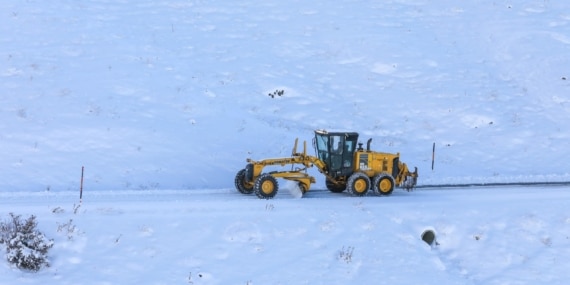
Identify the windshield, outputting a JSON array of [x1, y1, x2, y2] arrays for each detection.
[[315, 133, 329, 161], [330, 135, 343, 154]]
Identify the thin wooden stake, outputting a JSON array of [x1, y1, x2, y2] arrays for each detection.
[[431, 143, 435, 171], [80, 166, 84, 203]]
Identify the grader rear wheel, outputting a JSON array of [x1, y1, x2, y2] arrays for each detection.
[[254, 173, 279, 199], [235, 169, 254, 194], [373, 174, 395, 195], [347, 172, 371, 196]]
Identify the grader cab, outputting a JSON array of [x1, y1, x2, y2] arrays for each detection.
[[235, 130, 418, 199]]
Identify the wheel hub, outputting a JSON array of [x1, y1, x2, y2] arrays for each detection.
[[261, 181, 274, 194], [380, 179, 392, 192], [354, 179, 367, 193]]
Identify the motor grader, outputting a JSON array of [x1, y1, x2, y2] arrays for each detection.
[[235, 130, 418, 199]]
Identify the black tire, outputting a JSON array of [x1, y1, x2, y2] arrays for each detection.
[[235, 169, 254, 194], [373, 173, 395, 195], [326, 178, 346, 193], [347, 172, 371, 196], [254, 174, 279, 199]]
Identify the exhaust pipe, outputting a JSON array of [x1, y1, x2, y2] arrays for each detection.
[[366, 138, 372, 151]]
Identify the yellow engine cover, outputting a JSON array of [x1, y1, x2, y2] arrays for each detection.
[[354, 151, 399, 177]]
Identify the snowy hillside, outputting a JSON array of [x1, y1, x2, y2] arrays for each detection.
[[1, 1, 570, 284], [1, 0, 569, 191]]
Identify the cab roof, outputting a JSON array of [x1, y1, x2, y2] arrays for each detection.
[[314, 129, 359, 137]]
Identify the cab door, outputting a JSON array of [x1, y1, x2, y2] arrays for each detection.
[[314, 132, 358, 177]]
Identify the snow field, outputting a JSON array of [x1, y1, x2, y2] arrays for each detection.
[[1, 0, 570, 191], [1, 0, 570, 284], [2, 186, 569, 284]]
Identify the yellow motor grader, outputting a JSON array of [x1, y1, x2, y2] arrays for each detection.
[[235, 130, 418, 199]]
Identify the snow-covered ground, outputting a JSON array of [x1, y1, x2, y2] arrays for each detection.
[[2, 0, 569, 191], [1, 186, 569, 284], [1, 0, 570, 283]]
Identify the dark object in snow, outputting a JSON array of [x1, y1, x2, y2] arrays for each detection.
[[268, 89, 285, 98], [421, 229, 438, 247]]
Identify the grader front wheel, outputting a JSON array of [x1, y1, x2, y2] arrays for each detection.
[[235, 169, 254, 194], [254, 174, 279, 199], [373, 174, 395, 195]]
